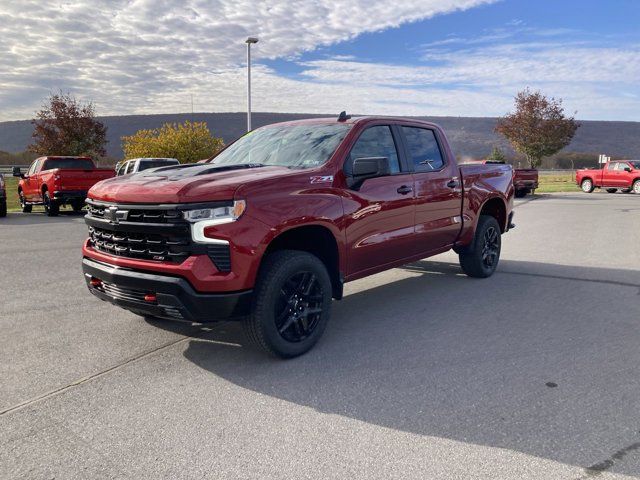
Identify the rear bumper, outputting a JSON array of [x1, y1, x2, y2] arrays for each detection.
[[82, 257, 252, 322], [53, 190, 87, 202], [514, 181, 538, 189]]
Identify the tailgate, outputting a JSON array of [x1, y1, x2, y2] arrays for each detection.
[[514, 169, 538, 181], [56, 169, 114, 190]]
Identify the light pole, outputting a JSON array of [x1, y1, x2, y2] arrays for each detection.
[[245, 37, 259, 132]]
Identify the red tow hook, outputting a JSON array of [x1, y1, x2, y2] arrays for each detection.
[[144, 293, 157, 303], [89, 277, 102, 288]]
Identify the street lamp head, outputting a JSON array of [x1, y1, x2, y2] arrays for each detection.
[[246, 37, 259, 44]]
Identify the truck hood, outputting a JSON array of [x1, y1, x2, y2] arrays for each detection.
[[88, 163, 292, 204]]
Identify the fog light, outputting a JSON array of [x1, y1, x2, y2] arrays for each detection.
[[89, 277, 102, 288], [144, 293, 157, 303]]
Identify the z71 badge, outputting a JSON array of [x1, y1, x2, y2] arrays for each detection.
[[309, 175, 334, 184]]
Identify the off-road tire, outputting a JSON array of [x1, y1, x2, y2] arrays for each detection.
[[633, 180, 640, 194], [243, 250, 332, 358], [459, 215, 502, 278], [72, 200, 85, 212], [0, 199, 6, 218], [43, 191, 59, 217]]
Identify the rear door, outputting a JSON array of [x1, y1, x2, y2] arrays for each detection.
[[399, 125, 462, 255], [343, 124, 416, 275]]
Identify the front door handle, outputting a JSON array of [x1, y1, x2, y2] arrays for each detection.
[[447, 178, 459, 188], [397, 185, 412, 195]]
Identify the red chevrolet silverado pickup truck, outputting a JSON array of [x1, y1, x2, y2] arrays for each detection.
[[82, 116, 515, 357], [13, 156, 114, 216], [576, 160, 640, 194]]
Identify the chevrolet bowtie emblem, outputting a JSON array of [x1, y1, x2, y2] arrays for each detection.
[[103, 206, 128, 224]]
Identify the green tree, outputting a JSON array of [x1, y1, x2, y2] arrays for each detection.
[[495, 89, 579, 168], [486, 146, 506, 162], [122, 121, 224, 163], [29, 92, 107, 157]]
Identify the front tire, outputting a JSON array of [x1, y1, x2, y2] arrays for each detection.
[[634, 180, 640, 194], [581, 179, 594, 193], [43, 191, 59, 217], [244, 250, 332, 358], [0, 199, 6, 218], [459, 215, 502, 278], [606, 188, 617, 193], [71, 200, 85, 212]]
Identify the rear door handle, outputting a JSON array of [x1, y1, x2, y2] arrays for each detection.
[[447, 179, 459, 188], [397, 185, 412, 195]]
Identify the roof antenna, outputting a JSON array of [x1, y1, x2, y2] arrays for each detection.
[[337, 111, 351, 122]]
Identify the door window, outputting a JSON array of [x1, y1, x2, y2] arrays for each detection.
[[401, 127, 444, 172], [27, 160, 39, 175], [616, 162, 629, 171], [346, 126, 400, 175], [607, 162, 617, 170]]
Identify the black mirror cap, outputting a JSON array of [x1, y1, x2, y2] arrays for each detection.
[[12, 166, 23, 178], [625, 167, 632, 172], [352, 156, 390, 177]]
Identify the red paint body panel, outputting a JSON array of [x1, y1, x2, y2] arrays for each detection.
[[513, 168, 539, 190], [576, 161, 640, 189], [83, 117, 514, 297]]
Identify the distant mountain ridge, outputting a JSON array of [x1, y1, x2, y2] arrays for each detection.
[[1, 112, 639, 161]]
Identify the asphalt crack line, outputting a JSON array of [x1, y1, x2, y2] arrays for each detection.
[[0, 329, 210, 417]]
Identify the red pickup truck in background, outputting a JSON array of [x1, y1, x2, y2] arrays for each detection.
[[82, 115, 514, 358], [13, 156, 114, 216], [576, 160, 640, 194], [480, 161, 538, 197]]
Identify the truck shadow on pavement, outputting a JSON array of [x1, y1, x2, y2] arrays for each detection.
[[149, 259, 640, 478]]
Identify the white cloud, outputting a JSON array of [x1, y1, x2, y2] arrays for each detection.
[[0, 1, 638, 122], [0, 0, 496, 120]]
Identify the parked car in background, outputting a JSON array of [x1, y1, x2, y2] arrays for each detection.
[[115, 158, 180, 176], [576, 160, 640, 194], [82, 115, 515, 358], [0, 174, 6, 217], [482, 161, 538, 197], [13, 156, 114, 216]]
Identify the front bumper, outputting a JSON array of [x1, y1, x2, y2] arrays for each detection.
[[53, 190, 87, 202], [83, 257, 252, 322]]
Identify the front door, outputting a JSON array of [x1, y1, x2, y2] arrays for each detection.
[[343, 125, 416, 276], [23, 159, 41, 201], [400, 125, 463, 254]]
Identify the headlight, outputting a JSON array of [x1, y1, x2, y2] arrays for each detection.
[[183, 200, 246, 224]]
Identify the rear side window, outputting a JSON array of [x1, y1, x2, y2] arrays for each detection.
[[346, 126, 400, 175], [607, 162, 617, 170], [402, 127, 444, 172]]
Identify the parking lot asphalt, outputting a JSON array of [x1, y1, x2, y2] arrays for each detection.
[[1, 192, 639, 480]]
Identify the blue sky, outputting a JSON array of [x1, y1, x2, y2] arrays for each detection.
[[1, 0, 639, 121]]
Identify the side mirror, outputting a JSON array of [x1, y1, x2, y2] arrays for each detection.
[[624, 167, 632, 172], [12, 166, 24, 178], [348, 157, 390, 189]]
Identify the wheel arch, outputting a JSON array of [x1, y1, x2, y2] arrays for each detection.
[[261, 224, 343, 299], [478, 196, 507, 233]]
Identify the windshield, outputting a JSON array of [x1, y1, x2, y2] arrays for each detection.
[[212, 124, 351, 169], [138, 159, 179, 171], [629, 161, 640, 169], [42, 158, 94, 170]]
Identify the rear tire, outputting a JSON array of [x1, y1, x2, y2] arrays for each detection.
[[459, 215, 502, 278], [243, 250, 332, 358], [19, 190, 32, 213], [72, 200, 85, 212], [43, 191, 59, 217], [514, 189, 528, 198], [581, 179, 594, 193], [606, 188, 617, 193], [0, 199, 6, 218]]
